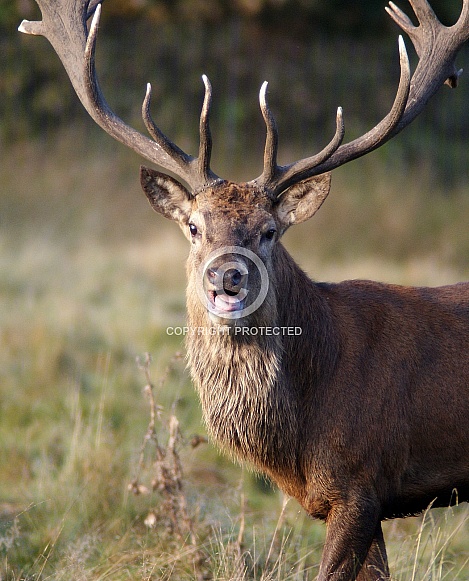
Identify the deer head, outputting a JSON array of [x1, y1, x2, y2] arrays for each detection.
[[19, 0, 469, 329], [140, 165, 332, 328]]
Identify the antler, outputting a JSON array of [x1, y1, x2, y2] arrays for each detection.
[[18, 0, 220, 193], [18, 0, 469, 198], [252, 0, 469, 198]]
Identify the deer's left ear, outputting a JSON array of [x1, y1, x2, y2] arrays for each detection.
[[274, 172, 332, 228], [140, 166, 193, 223]]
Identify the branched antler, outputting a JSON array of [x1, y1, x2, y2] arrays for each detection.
[[251, 0, 469, 198], [19, 0, 469, 198], [19, 0, 221, 192]]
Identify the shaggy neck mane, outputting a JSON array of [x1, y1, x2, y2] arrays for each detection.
[[185, 243, 339, 485]]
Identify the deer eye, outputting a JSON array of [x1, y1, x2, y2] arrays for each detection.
[[264, 228, 276, 241], [189, 223, 198, 237]]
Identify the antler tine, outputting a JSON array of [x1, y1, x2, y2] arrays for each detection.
[[253, 81, 345, 197], [19, 0, 220, 192], [143, 76, 220, 190], [385, 2, 415, 36], [85, 6, 206, 186], [253, 36, 408, 197], [142, 83, 191, 166], [86, 0, 101, 19], [305, 35, 410, 177], [252, 0, 469, 197], [198, 75, 214, 184], [386, 1, 438, 60], [259, 81, 280, 184], [385, 0, 469, 118], [406, 0, 439, 25]]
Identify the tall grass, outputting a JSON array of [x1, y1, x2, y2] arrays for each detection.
[[1, 128, 469, 579]]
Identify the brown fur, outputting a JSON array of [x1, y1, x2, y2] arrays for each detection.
[[141, 169, 469, 580]]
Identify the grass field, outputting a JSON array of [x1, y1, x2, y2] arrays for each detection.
[[1, 126, 469, 579]]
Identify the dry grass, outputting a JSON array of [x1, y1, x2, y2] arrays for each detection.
[[1, 128, 469, 578]]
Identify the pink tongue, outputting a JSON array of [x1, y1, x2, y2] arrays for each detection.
[[214, 293, 242, 312]]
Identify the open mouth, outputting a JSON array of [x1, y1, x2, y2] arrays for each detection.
[[208, 289, 245, 314]]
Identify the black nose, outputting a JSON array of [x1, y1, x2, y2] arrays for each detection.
[[228, 268, 242, 287], [206, 264, 247, 293], [207, 267, 243, 286]]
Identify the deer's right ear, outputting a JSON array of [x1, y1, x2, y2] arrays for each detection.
[[140, 166, 193, 223]]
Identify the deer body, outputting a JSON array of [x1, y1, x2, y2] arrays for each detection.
[[20, 0, 469, 578], [190, 249, 469, 523], [182, 186, 469, 580]]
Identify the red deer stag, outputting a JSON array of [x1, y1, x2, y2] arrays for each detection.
[[20, 1, 469, 579]]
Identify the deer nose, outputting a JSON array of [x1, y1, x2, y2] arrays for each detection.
[[206, 265, 246, 292], [228, 268, 243, 287]]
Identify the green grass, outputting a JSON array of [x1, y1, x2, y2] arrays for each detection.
[[1, 127, 469, 579]]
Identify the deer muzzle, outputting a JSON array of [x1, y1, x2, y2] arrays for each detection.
[[205, 261, 248, 318]]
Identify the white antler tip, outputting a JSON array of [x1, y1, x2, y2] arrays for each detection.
[[398, 35, 409, 64], [336, 107, 345, 137], [18, 19, 43, 35], [260, 81, 269, 105], [85, 2, 102, 57], [202, 74, 212, 92], [142, 83, 153, 112], [90, 2, 102, 31], [18, 20, 29, 33]]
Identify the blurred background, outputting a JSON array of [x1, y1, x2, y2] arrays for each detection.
[[3, 0, 469, 275], [1, 0, 469, 578]]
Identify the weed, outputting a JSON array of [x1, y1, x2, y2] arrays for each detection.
[[129, 352, 205, 580]]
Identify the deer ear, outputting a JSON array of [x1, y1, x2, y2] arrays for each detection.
[[140, 166, 193, 223], [274, 172, 332, 227]]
